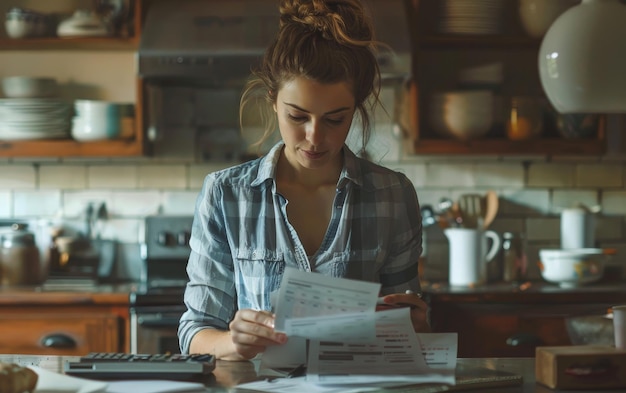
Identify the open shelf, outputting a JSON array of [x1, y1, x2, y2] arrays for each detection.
[[413, 137, 606, 156], [0, 36, 139, 51], [0, 138, 144, 158]]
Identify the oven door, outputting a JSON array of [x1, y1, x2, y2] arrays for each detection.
[[130, 305, 186, 354]]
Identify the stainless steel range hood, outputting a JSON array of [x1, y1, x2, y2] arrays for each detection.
[[138, 0, 412, 83]]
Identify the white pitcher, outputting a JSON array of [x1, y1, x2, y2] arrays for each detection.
[[444, 228, 501, 287]]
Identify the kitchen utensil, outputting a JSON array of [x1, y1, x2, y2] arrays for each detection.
[[538, 248, 609, 288], [444, 227, 501, 287], [482, 190, 499, 229], [458, 193, 483, 228], [436, 197, 462, 228]]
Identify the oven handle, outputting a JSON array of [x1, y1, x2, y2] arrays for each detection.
[[138, 316, 181, 328]]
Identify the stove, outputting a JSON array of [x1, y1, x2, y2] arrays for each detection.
[[130, 215, 194, 354]]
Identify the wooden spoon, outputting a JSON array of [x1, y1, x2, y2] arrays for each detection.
[[482, 190, 499, 229]]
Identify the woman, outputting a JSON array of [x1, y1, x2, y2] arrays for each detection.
[[179, 0, 428, 361]]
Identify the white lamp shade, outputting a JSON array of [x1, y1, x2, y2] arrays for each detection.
[[538, 0, 626, 113]]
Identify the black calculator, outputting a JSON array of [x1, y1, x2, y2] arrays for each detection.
[[64, 352, 216, 380]]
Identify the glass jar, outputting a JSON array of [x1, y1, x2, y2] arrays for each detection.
[[506, 96, 543, 141], [502, 232, 527, 283], [0, 223, 42, 286]]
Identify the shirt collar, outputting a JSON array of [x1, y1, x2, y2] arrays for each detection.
[[250, 141, 363, 189]]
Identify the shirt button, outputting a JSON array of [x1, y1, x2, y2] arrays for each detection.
[[252, 251, 257, 258]]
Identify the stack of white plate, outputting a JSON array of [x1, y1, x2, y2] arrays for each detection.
[[440, 0, 504, 35], [0, 98, 72, 141]]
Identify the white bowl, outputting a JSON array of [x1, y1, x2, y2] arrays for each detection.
[[71, 117, 120, 141], [2, 76, 58, 98], [538, 248, 609, 288]]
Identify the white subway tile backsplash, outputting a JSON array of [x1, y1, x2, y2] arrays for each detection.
[[499, 189, 551, 215], [112, 191, 162, 217], [602, 191, 626, 215], [162, 191, 199, 215], [367, 123, 402, 163], [488, 218, 525, 237], [88, 165, 138, 189], [138, 165, 187, 189], [13, 190, 62, 218], [595, 216, 623, 241], [389, 163, 427, 187], [424, 163, 475, 188], [577, 164, 623, 188], [527, 163, 575, 188], [39, 165, 87, 189], [100, 218, 142, 243], [0, 191, 11, 217], [414, 189, 451, 210], [474, 163, 524, 187], [62, 191, 114, 218], [525, 217, 560, 241], [188, 163, 232, 189], [551, 189, 599, 213], [0, 165, 36, 189]]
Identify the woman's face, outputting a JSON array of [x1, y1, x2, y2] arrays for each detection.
[[274, 77, 355, 172]]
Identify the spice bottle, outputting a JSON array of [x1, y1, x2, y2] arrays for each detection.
[[502, 232, 527, 283]]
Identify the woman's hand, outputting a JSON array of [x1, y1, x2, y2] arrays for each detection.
[[377, 292, 431, 333], [228, 309, 288, 360]]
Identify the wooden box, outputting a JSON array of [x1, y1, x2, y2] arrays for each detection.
[[536, 345, 626, 390]]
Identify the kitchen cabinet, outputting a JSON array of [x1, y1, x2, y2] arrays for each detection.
[[426, 284, 625, 358], [406, 0, 606, 156], [0, 289, 130, 355], [0, 0, 146, 158]]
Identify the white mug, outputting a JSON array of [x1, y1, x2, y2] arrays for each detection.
[[444, 228, 501, 287]]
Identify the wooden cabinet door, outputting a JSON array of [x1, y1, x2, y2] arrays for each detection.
[[430, 302, 613, 358]]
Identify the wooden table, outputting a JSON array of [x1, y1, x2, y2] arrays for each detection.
[[2, 354, 624, 392]]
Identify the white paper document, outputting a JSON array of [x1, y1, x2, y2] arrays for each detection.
[[273, 267, 380, 333], [246, 268, 458, 392], [241, 332, 457, 392]]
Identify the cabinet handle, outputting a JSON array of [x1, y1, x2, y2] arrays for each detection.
[[506, 333, 544, 347], [41, 334, 76, 349]]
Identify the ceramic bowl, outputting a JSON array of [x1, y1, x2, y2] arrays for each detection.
[[430, 90, 494, 140], [538, 248, 609, 288], [1, 76, 58, 98], [71, 100, 122, 141]]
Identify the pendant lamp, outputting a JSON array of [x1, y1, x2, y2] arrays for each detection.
[[538, 0, 626, 113]]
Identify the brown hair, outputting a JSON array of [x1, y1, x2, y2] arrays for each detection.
[[240, 0, 382, 156]]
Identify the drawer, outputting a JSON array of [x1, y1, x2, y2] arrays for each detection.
[[0, 313, 120, 355], [430, 303, 613, 358]]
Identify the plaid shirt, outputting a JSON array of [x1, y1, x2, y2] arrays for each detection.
[[179, 142, 422, 353]]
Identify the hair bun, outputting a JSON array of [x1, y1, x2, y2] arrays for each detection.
[[279, 0, 373, 42]]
